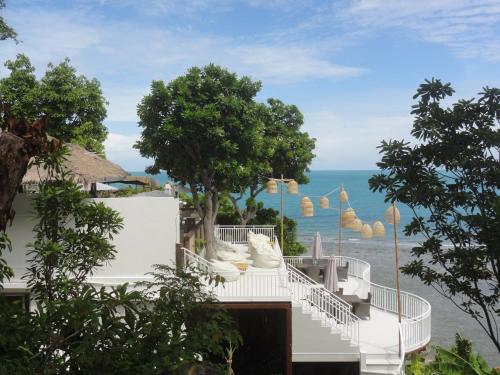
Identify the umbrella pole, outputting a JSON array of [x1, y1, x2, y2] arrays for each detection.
[[280, 174, 284, 254], [338, 185, 343, 256], [393, 202, 402, 354]]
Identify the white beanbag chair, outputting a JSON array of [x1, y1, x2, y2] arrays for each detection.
[[217, 250, 251, 262], [215, 237, 251, 255], [210, 260, 240, 282], [247, 231, 282, 268]]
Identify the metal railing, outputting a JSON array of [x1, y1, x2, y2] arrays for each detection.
[[287, 263, 360, 345], [215, 225, 275, 244], [182, 246, 360, 345], [283, 255, 431, 354], [182, 248, 289, 301]]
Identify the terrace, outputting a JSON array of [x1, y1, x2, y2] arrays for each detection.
[[182, 225, 431, 375]]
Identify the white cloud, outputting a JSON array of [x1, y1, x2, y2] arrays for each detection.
[[304, 110, 413, 169], [332, 0, 500, 61], [104, 133, 149, 171]]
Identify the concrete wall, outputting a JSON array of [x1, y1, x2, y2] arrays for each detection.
[[4, 194, 180, 286]]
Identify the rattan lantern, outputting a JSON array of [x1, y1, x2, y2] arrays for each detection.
[[340, 189, 348, 203], [361, 224, 373, 239], [385, 205, 400, 224], [319, 196, 329, 208], [373, 221, 385, 236], [302, 200, 314, 217], [266, 179, 277, 194], [300, 196, 311, 208], [341, 207, 356, 224], [350, 218, 363, 232], [287, 179, 298, 194]]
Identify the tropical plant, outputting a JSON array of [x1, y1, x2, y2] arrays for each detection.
[[406, 334, 499, 375], [370, 79, 500, 352], [0, 147, 240, 374]]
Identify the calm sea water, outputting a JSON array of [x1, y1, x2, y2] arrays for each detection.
[[130, 170, 499, 365]]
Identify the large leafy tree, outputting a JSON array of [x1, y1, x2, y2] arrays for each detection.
[[228, 98, 315, 224], [0, 149, 240, 373], [369, 79, 500, 352], [0, 54, 108, 154], [136, 64, 263, 259]]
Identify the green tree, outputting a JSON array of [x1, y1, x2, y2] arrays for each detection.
[[0, 0, 17, 42], [228, 98, 315, 224], [0, 148, 240, 374], [369, 79, 500, 352], [0, 54, 108, 154], [136, 64, 263, 259]]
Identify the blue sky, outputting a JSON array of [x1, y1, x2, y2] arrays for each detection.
[[2, 0, 500, 170]]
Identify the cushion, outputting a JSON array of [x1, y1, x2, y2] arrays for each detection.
[[210, 260, 240, 282], [215, 237, 240, 253], [217, 250, 251, 262]]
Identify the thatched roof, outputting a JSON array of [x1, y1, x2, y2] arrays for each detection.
[[23, 143, 129, 186]]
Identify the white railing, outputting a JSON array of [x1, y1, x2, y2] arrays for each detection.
[[215, 225, 275, 244], [182, 247, 360, 345], [287, 263, 360, 345], [182, 248, 289, 301], [283, 255, 431, 354]]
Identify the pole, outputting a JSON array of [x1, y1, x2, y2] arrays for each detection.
[[393, 202, 402, 354], [280, 174, 284, 254], [338, 185, 343, 256]]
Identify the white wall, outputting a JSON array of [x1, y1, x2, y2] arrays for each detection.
[[4, 194, 180, 286]]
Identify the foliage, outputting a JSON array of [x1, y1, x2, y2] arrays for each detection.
[[0, 232, 13, 285], [136, 64, 264, 259], [0, 147, 240, 374], [406, 334, 498, 375], [0, 54, 108, 154], [0, 0, 17, 42], [369, 78, 500, 352], [228, 99, 315, 224]]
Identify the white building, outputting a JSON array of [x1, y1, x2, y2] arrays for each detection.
[[3, 195, 431, 375]]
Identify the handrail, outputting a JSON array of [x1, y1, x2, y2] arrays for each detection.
[[215, 225, 275, 244], [182, 247, 290, 301], [283, 255, 431, 355], [287, 263, 360, 345]]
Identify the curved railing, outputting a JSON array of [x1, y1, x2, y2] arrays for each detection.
[[284, 255, 431, 354]]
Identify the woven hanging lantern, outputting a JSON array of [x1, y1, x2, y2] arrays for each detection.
[[287, 179, 298, 194], [385, 205, 400, 225], [319, 196, 329, 208], [266, 179, 277, 194], [341, 207, 356, 224], [302, 201, 313, 217], [350, 218, 363, 232], [300, 196, 311, 208], [361, 224, 373, 239], [340, 189, 348, 203], [373, 221, 385, 236]]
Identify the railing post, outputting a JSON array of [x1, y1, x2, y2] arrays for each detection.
[[175, 243, 184, 272]]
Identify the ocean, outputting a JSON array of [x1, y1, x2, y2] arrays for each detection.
[[131, 170, 499, 365]]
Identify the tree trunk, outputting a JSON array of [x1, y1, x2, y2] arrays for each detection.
[[203, 190, 216, 259], [0, 132, 31, 232]]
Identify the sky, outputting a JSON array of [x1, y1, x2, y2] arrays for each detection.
[[1, 0, 500, 170]]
